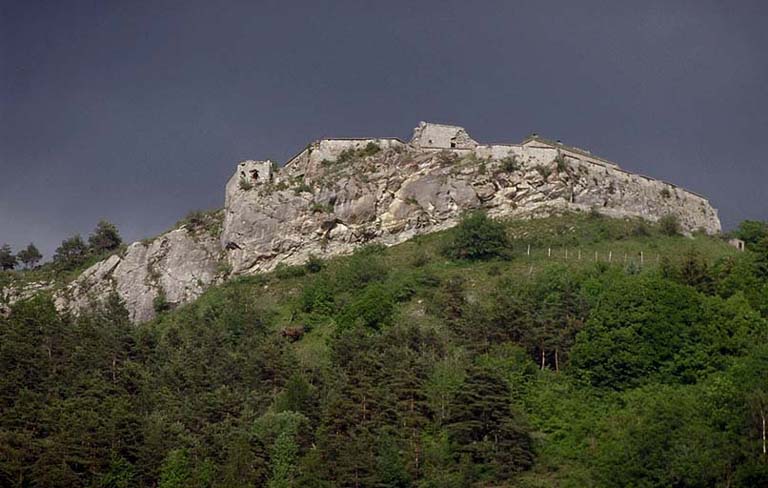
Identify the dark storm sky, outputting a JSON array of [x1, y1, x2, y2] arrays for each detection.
[[2, 0, 767, 258]]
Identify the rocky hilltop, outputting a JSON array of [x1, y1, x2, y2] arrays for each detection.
[[8, 122, 721, 322]]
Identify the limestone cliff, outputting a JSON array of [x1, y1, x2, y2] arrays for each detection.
[[5, 122, 721, 322], [53, 217, 225, 322], [220, 124, 720, 274]]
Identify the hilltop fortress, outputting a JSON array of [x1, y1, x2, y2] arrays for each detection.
[[5, 122, 720, 322], [222, 121, 719, 274]]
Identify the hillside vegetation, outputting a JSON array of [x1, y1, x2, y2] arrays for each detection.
[[2, 212, 768, 487]]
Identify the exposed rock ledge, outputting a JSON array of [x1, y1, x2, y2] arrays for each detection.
[[5, 122, 721, 323]]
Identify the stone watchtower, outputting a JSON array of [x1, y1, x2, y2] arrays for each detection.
[[236, 160, 274, 186], [410, 121, 478, 150]]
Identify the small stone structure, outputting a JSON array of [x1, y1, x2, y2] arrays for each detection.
[[728, 238, 745, 251], [410, 121, 478, 149], [236, 160, 274, 186]]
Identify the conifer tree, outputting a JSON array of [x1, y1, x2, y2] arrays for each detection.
[[0, 244, 16, 270], [88, 220, 122, 253], [446, 365, 534, 481], [53, 234, 88, 270], [16, 243, 42, 268]]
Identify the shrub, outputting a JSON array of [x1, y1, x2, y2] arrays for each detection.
[[660, 187, 672, 199], [588, 207, 603, 220], [411, 251, 430, 268], [274, 263, 307, 279], [305, 255, 324, 274], [535, 164, 552, 180], [436, 151, 458, 166], [500, 156, 519, 172], [360, 142, 381, 157], [554, 153, 567, 172], [300, 276, 334, 314], [337, 284, 394, 330], [239, 178, 254, 191], [734, 220, 768, 247], [153, 291, 171, 314], [293, 183, 312, 195], [659, 214, 681, 236], [337, 148, 356, 164], [631, 221, 651, 237], [184, 210, 206, 227], [444, 212, 511, 261], [309, 202, 333, 214]]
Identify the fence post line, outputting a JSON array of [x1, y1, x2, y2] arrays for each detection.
[[578, 249, 581, 260], [527, 244, 530, 256], [594, 251, 598, 262], [609, 250, 612, 263], [548, 247, 551, 258], [640, 251, 644, 266]]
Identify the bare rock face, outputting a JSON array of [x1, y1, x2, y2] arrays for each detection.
[[12, 122, 720, 323], [220, 126, 721, 276], [55, 226, 223, 322], [1, 280, 55, 317]]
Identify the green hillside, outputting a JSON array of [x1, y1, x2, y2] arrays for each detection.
[[2, 212, 768, 487]]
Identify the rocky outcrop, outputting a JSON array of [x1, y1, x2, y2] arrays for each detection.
[[5, 122, 722, 323], [0, 280, 54, 317], [220, 124, 720, 275], [54, 225, 224, 322]]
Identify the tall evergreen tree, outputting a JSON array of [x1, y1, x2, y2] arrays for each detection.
[[0, 244, 16, 270], [446, 365, 534, 482], [53, 235, 88, 270], [88, 220, 122, 253]]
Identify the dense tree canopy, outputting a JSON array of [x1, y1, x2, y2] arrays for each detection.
[[2, 214, 768, 487]]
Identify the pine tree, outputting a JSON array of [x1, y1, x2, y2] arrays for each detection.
[[446, 365, 534, 482], [53, 234, 88, 270], [88, 220, 122, 253], [0, 244, 17, 270], [16, 243, 42, 269]]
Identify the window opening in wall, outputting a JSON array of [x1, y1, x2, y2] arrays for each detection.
[[450, 142, 456, 148]]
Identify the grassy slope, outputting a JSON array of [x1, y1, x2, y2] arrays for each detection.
[[158, 211, 737, 379]]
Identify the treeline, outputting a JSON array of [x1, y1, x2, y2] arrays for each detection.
[[1, 220, 122, 273], [1, 213, 768, 486]]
